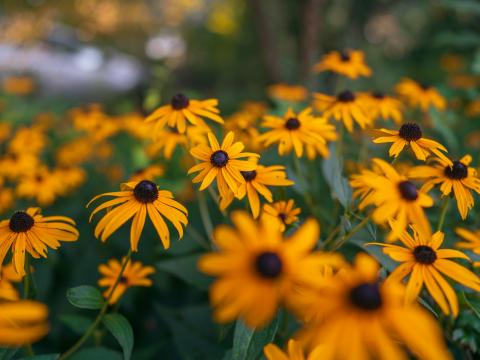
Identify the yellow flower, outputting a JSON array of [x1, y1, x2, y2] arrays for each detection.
[[350, 158, 433, 241], [188, 131, 259, 196], [55, 137, 95, 166], [370, 225, 480, 317], [0, 262, 22, 300], [69, 104, 119, 141], [224, 111, 262, 152], [264, 339, 325, 360], [198, 211, 339, 328], [358, 91, 403, 124], [129, 165, 164, 183], [88, 180, 188, 251], [409, 155, 480, 219], [146, 125, 208, 160], [53, 166, 87, 196], [395, 78, 446, 111], [0, 184, 14, 215], [145, 93, 223, 134], [262, 199, 301, 232], [8, 126, 46, 155], [313, 90, 371, 132], [312, 49, 372, 79], [120, 112, 153, 140], [455, 227, 480, 267], [0, 122, 12, 143], [16, 166, 62, 206], [2, 75, 36, 96], [0, 207, 79, 276], [0, 153, 40, 181], [259, 108, 337, 157], [296, 253, 451, 360], [0, 300, 49, 346], [372, 122, 451, 163], [267, 83, 308, 103], [219, 161, 294, 218], [98, 257, 155, 304]]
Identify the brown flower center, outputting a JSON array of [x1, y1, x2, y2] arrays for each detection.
[[210, 150, 229, 167], [9, 211, 34, 232], [170, 93, 190, 110], [349, 282, 382, 310], [337, 90, 355, 102], [285, 117, 301, 130], [255, 252, 282, 278], [133, 180, 159, 203], [399, 123, 422, 142], [413, 245, 437, 264], [398, 181, 418, 201], [444, 161, 468, 180]]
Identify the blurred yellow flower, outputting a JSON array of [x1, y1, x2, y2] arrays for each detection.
[[0, 262, 22, 300], [262, 199, 301, 232], [267, 83, 308, 103], [313, 50, 372, 79], [2, 75, 36, 96], [395, 78, 446, 112]]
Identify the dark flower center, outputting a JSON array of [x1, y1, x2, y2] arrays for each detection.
[[119, 276, 128, 284], [349, 282, 382, 311], [133, 180, 159, 203], [170, 93, 190, 110], [398, 181, 418, 201], [413, 245, 437, 264], [444, 161, 468, 180], [241, 170, 257, 182], [9, 211, 34, 232], [285, 117, 301, 130], [278, 213, 287, 223], [340, 51, 350, 61], [419, 83, 431, 90], [399, 122, 422, 142], [372, 91, 385, 99], [210, 150, 229, 167], [255, 252, 283, 279], [337, 90, 355, 102]]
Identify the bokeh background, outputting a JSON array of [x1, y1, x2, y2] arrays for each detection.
[[1, 0, 480, 359]]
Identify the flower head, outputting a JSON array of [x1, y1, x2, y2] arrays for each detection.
[[370, 225, 480, 317], [410, 154, 480, 219], [314, 90, 371, 132], [455, 227, 480, 267], [145, 94, 223, 134], [0, 207, 79, 276], [372, 122, 451, 164], [188, 131, 259, 196], [0, 262, 22, 300], [313, 50, 372, 79], [395, 78, 446, 111], [98, 257, 155, 304], [198, 211, 339, 327], [359, 91, 403, 124], [259, 108, 337, 157], [267, 83, 309, 103], [296, 253, 452, 360], [264, 339, 325, 360], [88, 180, 188, 251], [262, 199, 301, 232]]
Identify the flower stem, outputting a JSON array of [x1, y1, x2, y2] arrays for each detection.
[[330, 213, 372, 251], [23, 255, 35, 357], [437, 197, 450, 232], [59, 248, 133, 360], [198, 191, 214, 241]]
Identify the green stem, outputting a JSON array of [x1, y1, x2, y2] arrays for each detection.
[[330, 213, 372, 251], [197, 191, 214, 241], [437, 197, 450, 232], [22, 256, 35, 356], [292, 155, 317, 218], [59, 249, 133, 360]]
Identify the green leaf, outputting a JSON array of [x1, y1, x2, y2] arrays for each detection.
[[66, 286, 104, 310], [321, 144, 352, 208], [18, 354, 60, 360], [156, 254, 211, 290], [0, 348, 18, 360], [231, 314, 279, 360], [59, 314, 92, 335], [102, 314, 134, 360], [69, 347, 122, 360]]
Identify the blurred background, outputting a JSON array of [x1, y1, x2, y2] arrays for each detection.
[[1, 0, 480, 359]]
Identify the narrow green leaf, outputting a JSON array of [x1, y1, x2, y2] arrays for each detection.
[[18, 354, 60, 360], [59, 314, 92, 335], [231, 314, 279, 360], [69, 347, 122, 360], [102, 314, 134, 360], [156, 254, 211, 290], [66, 286, 104, 310], [321, 144, 352, 208]]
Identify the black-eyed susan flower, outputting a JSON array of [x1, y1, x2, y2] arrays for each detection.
[[455, 227, 480, 267], [0, 300, 49, 346], [0, 153, 39, 181], [0, 207, 79, 276], [262, 199, 301, 232], [53, 166, 87, 196], [372, 122, 451, 163], [370, 225, 480, 317], [219, 160, 294, 218], [312, 49, 372, 79], [98, 257, 155, 304], [69, 104, 119, 141], [395, 78, 447, 112], [0, 262, 22, 300], [313, 90, 371, 132], [2, 75, 36, 96], [146, 124, 208, 160], [16, 166, 61, 206], [224, 111, 262, 152], [350, 158, 432, 241], [198, 211, 341, 328], [8, 126, 46, 155], [264, 339, 325, 360], [188, 131, 259, 196], [296, 253, 451, 360], [410, 155, 480, 219], [0, 184, 14, 214], [267, 83, 308, 103], [145, 93, 223, 134], [88, 180, 188, 251], [259, 108, 337, 157], [359, 91, 403, 124]]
